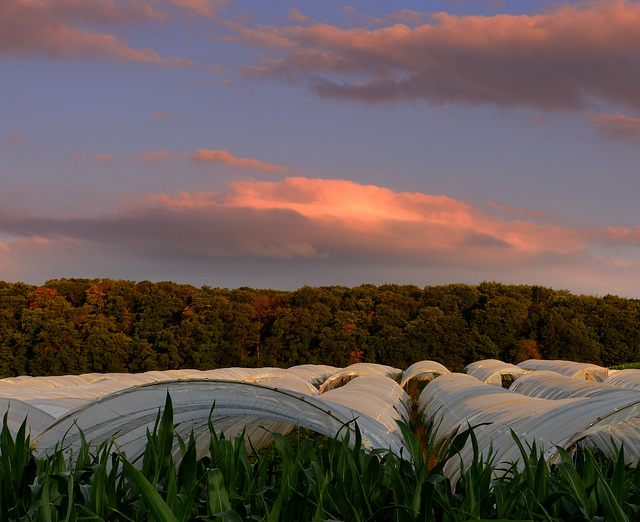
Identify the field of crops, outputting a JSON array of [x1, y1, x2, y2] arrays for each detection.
[[2, 359, 640, 520]]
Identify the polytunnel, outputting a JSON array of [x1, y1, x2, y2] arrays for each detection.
[[6, 359, 640, 478], [0, 364, 408, 465], [603, 369, 640, 390], [318, 363, 402, 393], [509, 370, 640, 463], [400, 360, 450, 388], [509, 370, 640, 400], [418, 373, 640, 476], [517, 359, 610, 381], [466, 359, 526, 387], [30, 377, 408, 463]]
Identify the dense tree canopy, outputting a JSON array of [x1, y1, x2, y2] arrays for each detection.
[[0, 279, 638, 377]]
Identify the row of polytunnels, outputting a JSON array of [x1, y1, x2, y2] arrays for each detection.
[[2, 359, 639, 475]]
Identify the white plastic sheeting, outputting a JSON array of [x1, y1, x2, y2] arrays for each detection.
[[509, 370, 640, 463], [319, 363, 402, 393], [6, 359, 640, 475], [0, 364, 406, 463], [32, 378, 407, 462], [603, 369, 640, 390], [517, 359, 610, 382], [583, 420, 640, 463], [320, 376, 411, 443], [0, 366, 339, 435], [283, 364, 341, 387], [419, 373, 640, 475], [400, 361, 450, 388], [466, 359, 526, 387], [510, 370, 639, 401]]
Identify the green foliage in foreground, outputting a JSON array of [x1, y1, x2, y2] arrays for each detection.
[[2, 397, 640, 521]]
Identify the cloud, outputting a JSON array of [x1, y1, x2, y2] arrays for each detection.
[[589, 113, 640, 145], [152, 111, 183, 119], [232, 0, 640, 113], [3, 177, 640, 295], [189, 149, 288, 172], [8, 133, 24, 144], [132, 150, 181, 162], [287, 8, 309, 24], [131, 148, 288, 172], [72, 153, 117, 162], [386, 9, 428, 26], [485, 200, 554, 220], [0, 0, 203, 65]]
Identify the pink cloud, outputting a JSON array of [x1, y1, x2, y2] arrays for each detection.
[[232, 1, 640, 112], [8, 133, 24, 144], [3, 177, 640, 295], [138, 177, 591, 262], [152, 111, 183, 119], [131, 148, 287, 172], [387, 9, 428, 26], [165, 0, 227, 20], [287, 8, 309, 24], [189, 149, 288, 172], [131, 150, 181, 161], [72, 153, 117, 162], [589, 113, 640, 145], [0, 0, 199, 65], [486, 201, 552, 222]]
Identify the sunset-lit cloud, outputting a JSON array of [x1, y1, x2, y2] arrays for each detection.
[[72, 153, 117, 162], [5, 0, 640, 298], [131, 148, 288, 172], [189, 149, 288, 172], [132, 150, 181, 162], [0, 0, 202, 65], [152, 111, 183, 119], [2, 177, 640, 294], [588, 113, 640, 145], [287, 8, 309, 24], [486, 201, 553, 222], [234, 0, 640, 113]]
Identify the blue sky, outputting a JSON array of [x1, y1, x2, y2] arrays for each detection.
[[3, 0, 640, 297]]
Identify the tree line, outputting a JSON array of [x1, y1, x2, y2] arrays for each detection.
[[0, 279, 638, 377]]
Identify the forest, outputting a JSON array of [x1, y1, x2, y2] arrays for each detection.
[[0, 278, 638, 378]]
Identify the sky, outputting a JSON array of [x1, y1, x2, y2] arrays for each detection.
[[3, 0, 640, 297]]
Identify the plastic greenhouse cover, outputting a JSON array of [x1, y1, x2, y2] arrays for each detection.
[[28, 376, 407, 462], [284, 364, 342, 386], [517, 359, 610, 381], [418, 373, 640, 475], [509, 371, 640, 459], [580, 418, 640, 464], [400, 360, 450, 387], [603, 369, 640, 390], [466, 359, 526, 386], [320, 376, 411, 429], [510, 370, 640, 401], [319, 363, 402, 393], [7, 360, 640, 475]]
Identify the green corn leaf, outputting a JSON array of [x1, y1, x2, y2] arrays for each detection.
[[610, 441, 626, 505], [213, 509, 244, 522], [122, 458, 179, 522], [597, 478, 629, 522], [89, 463, 107, 519], [207, 468, 232, 516], [555, 460, 591, 517], [39, 478, 53, 522]]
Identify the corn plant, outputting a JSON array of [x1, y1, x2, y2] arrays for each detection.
[[3, 394, 640, 521]]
